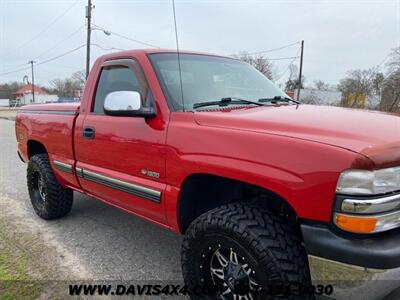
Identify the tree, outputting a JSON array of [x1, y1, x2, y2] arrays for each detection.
[[372, 72, 385, 95], [387, 47, 400, 73], [236, 52, 274, 80], [301, 90, 319, 105], [71, 70, 86, 88], [379, 47, 400, 112], [284, 64, 305, 92], [313, 80, 330, 91], [0, 82, 23, 99], [337, 68, 378, 108], [49, 70, 85, 97]]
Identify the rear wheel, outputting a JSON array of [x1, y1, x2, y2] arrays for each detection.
[[27, 153, 73, 220], [181, 203, 311, 299]]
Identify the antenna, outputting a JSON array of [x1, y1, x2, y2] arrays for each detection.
[[171, 0, 185, 111]]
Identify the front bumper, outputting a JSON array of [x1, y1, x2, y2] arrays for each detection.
[[301, 224, 400, 269], [302, 224, 400, 299]]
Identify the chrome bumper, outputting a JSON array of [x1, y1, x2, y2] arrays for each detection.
[[309, 255, 400, 300]]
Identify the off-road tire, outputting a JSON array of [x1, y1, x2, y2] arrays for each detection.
[[181, 203, 312, 299], [27, 153, 73, 220]]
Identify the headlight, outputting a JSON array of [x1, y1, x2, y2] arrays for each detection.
[[334, 166, 400, 234], [336, 166, 400, 195]]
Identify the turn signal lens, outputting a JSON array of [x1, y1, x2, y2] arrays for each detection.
[[335, 214, 377, 234]]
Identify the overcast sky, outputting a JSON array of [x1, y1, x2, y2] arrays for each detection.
[[0, 0, 399, 87]]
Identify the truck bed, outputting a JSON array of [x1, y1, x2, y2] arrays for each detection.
[[16, 103, 80, 189]]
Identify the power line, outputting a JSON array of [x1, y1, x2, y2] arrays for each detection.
[[36, 44, 86, 66], [92, 12, 100, 58], [0, 66, 31, 77], [92, 23, 161, 49], [1, 62, 28, 68], [33, 25, 85, 60], [239, 41, 300, 56], [274, 48, 301, 82], [91, 43, 126, 51], [0, 44, 86, 77], [44, 63, 84, 70], [1, 0, 81, 58]]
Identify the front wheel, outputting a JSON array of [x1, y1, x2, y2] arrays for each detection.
[[181, 203, 311, 300]]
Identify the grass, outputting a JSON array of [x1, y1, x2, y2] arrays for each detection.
[[0, 242, 42, 300], [0, 215, 70, 300]]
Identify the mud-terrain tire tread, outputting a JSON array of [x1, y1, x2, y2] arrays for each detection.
[[181, 203, 311, 299], [27, 153, 73, 219]]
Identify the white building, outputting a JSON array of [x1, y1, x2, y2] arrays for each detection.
[[14, 84, 58, 105]]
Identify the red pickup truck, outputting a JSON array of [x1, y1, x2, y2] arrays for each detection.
[[16, 49, 400, 299]]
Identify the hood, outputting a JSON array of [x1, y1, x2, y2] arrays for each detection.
[[194, 105, 400, 168]]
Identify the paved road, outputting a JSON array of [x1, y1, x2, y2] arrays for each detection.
[[0, 118, 183, 281]]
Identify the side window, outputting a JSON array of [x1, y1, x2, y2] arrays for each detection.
[[93, 66, 144, 114]]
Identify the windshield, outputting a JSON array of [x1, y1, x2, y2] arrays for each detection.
[[149, 53, 287, 111]]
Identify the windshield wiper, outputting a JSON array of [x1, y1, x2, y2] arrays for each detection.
[[258, 96, 300, 104], [193, 97, 265, 109]]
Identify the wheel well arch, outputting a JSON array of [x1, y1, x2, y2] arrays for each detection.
[[178, 173, 301, 237], [27, 140, 47, 158]]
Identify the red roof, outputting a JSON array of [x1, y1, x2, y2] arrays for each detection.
[[14, 84, 47, 96]]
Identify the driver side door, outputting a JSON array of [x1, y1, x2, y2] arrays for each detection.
[[74, 59, 168, 224]]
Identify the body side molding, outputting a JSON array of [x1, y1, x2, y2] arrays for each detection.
[[53, 160, 73, 173], [81, 169, 161, 203]]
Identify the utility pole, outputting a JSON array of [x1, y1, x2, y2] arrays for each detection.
[[296, 40, 304, 101], [28, 60, 36, 103], [85, 0, 93, 79]]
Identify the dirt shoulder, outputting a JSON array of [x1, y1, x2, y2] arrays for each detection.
[[0, 210, 91, 300], [0, 216, 69, 299], [0, 109, 16, 121], [0, 221, 42, 299]]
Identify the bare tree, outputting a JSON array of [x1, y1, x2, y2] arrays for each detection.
[[379, 47, 400, 112], [285, 64, 305, 92], [387, 47, 400, 73], [71, 70, 86, 89], [235, 52, 274, 80], [337, 68, 378, 108], [49, 70, 85, 97], [301, 90, 319, 104], [313, 80, 330, 91], [372, 72, 385, 94]]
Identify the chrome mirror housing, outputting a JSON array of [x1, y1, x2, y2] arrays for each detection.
[[103, 91, 155, 117]]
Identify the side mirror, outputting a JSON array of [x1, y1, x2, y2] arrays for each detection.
[[103, 91, 156, 117]]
